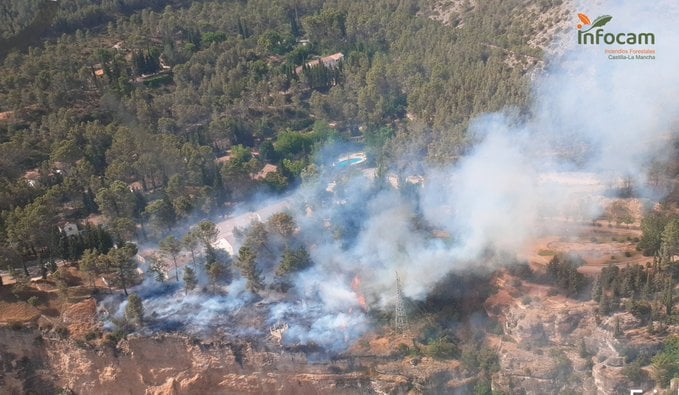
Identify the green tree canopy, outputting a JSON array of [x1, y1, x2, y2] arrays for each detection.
[[159, 235, 182, 281], [125, 293, 144, 327]]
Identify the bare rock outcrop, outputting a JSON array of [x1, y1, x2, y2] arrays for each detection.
[[485, 278, 664, 395], [0, 327, 419, 394]]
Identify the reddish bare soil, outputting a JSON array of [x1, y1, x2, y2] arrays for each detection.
[[521, 220, 646, 275], [62, 298, 98, 339], [0, 300, 41, 324]]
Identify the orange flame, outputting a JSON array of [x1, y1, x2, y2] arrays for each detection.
[[357, 295, 367, 310], [351, 274, 368, 311], [351, 274, 361, 289]]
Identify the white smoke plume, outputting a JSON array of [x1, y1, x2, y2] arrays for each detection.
[[106, 0, 679, 353], [276, 0, 679, 348]]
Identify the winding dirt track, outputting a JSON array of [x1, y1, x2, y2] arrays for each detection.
[[522, 220, 647, 275]]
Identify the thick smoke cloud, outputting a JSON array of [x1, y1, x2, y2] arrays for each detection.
[[279, 0, 679, 348], [107, 0, 679, 352]]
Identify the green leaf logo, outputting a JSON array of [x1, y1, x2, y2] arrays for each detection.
[[581, 15, 612, 32]]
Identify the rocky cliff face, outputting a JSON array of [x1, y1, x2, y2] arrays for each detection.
[[485, 275, 664, 395], [0, 328, 369, 394], [1, 274, 671, 394], [1, 326, 478, 394], [0, 306, 643, 395], [0, 325, 55, 393]]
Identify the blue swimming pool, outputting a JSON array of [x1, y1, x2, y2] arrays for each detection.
[[336, 157, 365, 168]]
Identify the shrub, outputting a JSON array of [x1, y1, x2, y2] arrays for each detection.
[[507, 262, 534, 279], [426, 336, 458, 359], [103, 330, 125, 348], [85, 330, 100, 341], [125, 294, 144, 327], [27, 296, 39, 307], [621, 360, 646, 384], [74, 340, 88, 349], [584, 358, 594, 373], [462, 344, 500, 374], [9, 321, 23, 330], [578, 338, 589, 358], [488, 320, 504, 335], [54, 326, 69, 338], [651, 336, 679, 386], [549, 349, 573, 381], [473, 377, 492, 395], [625, 300, 652, 322], [395, 343, 410, 356]]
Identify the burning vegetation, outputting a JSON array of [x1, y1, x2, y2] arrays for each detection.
[[1, 0, 679, 394]]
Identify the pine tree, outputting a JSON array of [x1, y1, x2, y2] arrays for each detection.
[[614, 317, 623, 337], [276, 246, 312, 276], [207, 261, 225, 293], [148, 255, 168, 283], [195, 220, 219, 252], [578, 338, 588, 358], [643, 269, 653, 299], [237, 246, 263, 293], [80, 248, 100, 287], [183, 267, 197, 295], [620, 273, 633, 298], [659, 241, 672, 267], [662, 277, 674, 316], [599, 288, 611, 315], [591, 275, 602, 301], [159, 235, 182, 281], [125, 293, 144, 327], [107, 243, 138, 296], [183, 231, 199, 267]]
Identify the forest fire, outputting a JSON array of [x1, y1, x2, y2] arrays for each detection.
[[351, 274, 368, 311], [1, 0, 678, 393]]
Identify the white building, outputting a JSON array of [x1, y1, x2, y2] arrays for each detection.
[[61, 222, 79, 237]]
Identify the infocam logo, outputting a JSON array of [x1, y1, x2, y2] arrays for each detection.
[[576, 13, 655, 45]]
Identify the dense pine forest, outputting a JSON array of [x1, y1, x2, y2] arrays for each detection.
[[0, 0, 558, 264]]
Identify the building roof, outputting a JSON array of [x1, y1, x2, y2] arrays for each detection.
[[253, 164, 278, 180], [128, 181, 144, 191], [23, 169, 41, 180], [0, 110, 15, 121], [295, 52, 344, 74]]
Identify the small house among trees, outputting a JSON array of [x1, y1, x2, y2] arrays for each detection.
[[60, 222, 79, 237], [295, 52, 344, 75]]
